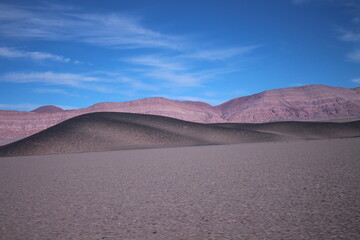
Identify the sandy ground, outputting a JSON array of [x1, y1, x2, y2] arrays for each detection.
[[1, 137, 360, 240]]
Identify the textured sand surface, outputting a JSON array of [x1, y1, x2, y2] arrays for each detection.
[[1, 138, 360, 240]]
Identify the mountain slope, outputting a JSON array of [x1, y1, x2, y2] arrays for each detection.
[[217, 85, 360, 123], [0, 85, 359, 143], [86, 97, 223, 123]]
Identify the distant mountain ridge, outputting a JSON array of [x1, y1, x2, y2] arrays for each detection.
[[0, 84, 359, 143], [31, 105, 65, 113], [217, 85, 360, 122]]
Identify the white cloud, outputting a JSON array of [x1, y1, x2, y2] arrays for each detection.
[[0, 71, 159, 94], [125, 55, 202, 86], [125, 53, 245, 88], [335, 2, 360, 63], [0, 3, 262, 95], [146, 70, 201, 87], [338, 30, 360, 42], [125, 56, 185, 71], [27, 52, 69, 62], [0, 71, 114, 93], [352, 78, 360, 83], [82, 71, 158, 91], [0, 3, 183, 49], [182, 45, 261, 61], [33, 88, 77, 96], [347, 49, 360, 62], [117, 76, 158, 91], [0, 47, 71, 62], [2, 72, 97, 85], [0, 47, 23, 58]]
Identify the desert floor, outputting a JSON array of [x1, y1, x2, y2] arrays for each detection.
[[1, 138, 360, 240]]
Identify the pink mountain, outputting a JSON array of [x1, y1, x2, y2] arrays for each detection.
[[1, 85, 359, 143], [31, 105, 65, 113], [217, 85, 360, 122]]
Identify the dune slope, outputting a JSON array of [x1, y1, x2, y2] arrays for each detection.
[[1, 112, 360, 157], [214, 121, 360, 139], [213, 120, 360, 139], [0, 112, 283, 157]]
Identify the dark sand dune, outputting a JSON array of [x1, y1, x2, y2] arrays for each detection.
[[0, 112, 284, 157], [1, 112, 360, 157], [213, 120, 360, 139]]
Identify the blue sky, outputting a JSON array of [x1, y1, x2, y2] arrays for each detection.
[[0, 0, 360, 110]]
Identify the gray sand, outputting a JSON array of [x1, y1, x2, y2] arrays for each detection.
[[1, 138, 360, 239]]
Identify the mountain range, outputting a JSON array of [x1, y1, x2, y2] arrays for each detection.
[[1, 84, 359, 144], [2, 111, 360, 157]]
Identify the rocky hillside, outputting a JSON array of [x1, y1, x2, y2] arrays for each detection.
[[217, 85, 360, 123], [1, 85, 359, 143]]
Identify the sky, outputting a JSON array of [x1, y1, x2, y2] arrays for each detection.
[[0, 0, 360, 110]]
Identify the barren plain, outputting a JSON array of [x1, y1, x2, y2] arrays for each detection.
[[1, 138, 360, 239]]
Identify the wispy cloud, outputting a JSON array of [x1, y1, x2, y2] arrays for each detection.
[[0, 47, 73, 63], [347, 49, 360, 62], [146, 70, 201, 87], [83, 71, 158, 91], [124, 53, 246, 88], [124, 55, 203, 86], [0, 71, 158, 94], [2, 72, 97, 85], [125, 55, 201, 87], [182, 45, 261, 61], [0, 2, 262, 100], [334, 2, 360, 64], [352, 78, 360, 83], [117, 76, 158, 91], [0, 72, 114, 92], [125, 56, 185, 71], [33, 88, 77, 96], [338, 29, 360, 42], [0, 3, 183, 49]]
